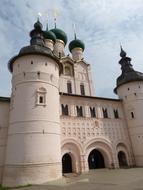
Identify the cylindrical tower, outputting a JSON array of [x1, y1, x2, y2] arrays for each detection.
[[2, 20, 63, 187], [114, 47, 143, 166]]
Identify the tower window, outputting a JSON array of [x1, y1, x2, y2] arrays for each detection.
[[31, 61, 33, 64], [80, 84, 85, 95], [76, 106, 83, 117], [36, 87, 47, 106], [90, 107, 96, 118], [102, 108, 108, 118], [131, 112, 134, 119], [67, 82, 72, 94], [61, 104, 69, 116], [39, 96, 44, 103], [37, 71, 40, 79], [114, 109, 119, 119]]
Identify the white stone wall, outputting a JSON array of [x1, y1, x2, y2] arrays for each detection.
[[60, 95, 134, 171], [117, 81, 143, 166], [0, 100, 9, 183]]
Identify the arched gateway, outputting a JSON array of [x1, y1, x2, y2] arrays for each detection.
[[88, 149, 105, 169]]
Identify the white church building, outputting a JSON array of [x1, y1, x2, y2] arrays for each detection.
[[0, 19, 143, 187]]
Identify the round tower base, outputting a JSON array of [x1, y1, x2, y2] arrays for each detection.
[[2, 163, 62, 187]]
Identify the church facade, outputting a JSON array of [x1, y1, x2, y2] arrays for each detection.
[[0, 20, 143, 187]]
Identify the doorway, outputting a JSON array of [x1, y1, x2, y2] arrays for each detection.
[[88, 149, 105, 169], [118, 151, 128, 167], [62, 153, 72, 173]]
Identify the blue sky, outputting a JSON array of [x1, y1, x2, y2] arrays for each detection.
[[1, 0, 143, 98]]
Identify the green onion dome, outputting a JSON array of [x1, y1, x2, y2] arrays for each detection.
[[69, 39, 85, 52], [43, 30, 56, 42], [50, 28, 68, 45]]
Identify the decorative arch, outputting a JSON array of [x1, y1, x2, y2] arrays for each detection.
[[85, 138, 114, 169], [61, 139, 82, 173], [61, 138, 83, 154]]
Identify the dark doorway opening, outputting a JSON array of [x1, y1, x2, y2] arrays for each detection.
[[62, 153, 72, 173], [118, 151, 128, 167], [88, 149, 105, 169]]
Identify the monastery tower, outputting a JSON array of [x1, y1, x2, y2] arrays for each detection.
[[2, 20, 63, 186], [115, 47, 143, 166]]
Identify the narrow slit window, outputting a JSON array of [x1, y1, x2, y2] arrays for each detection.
[[80, 84, 85, 95], [114, 109, 119, 119], [67, 82, 72, 94], [61, 104, 69, 116], [76, 106, 83, 117], [102, 108, 108, 118], [131, 112, 134, 119], [39, 96, 44, 103], [90, 107, 96, 118]]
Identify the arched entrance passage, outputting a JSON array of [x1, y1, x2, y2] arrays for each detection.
[[61, 140, 82, 173], [118, 151, 128, 168], [88, 149, 105, 169], [62, 153, 72, 173]]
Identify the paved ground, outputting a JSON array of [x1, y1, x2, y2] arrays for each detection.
[[13, 168, 143, 190]]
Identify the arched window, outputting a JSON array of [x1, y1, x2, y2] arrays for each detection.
[[114, 109, 119, 118], [102, 108, 108, 118], [61, 104, 69, 116], [76, 106, 83, 117], [36, 87, 47, 106], [90, 107, 96, 118], [80, 84, 85, 95], [67, 81, 72, 94]]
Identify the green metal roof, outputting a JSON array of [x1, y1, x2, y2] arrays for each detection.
[[69, 39, 85, 52], [43, 30, 56, 42], [50, 28, 68, 45]]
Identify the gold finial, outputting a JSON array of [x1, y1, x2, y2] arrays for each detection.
[[73, 23, 77, 40], [53, 9, 59, 28], [37, 12, 42, 21], [46, 13, 48, 30]]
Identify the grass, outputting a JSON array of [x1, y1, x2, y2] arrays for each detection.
[[0, 184, 32, 190]]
